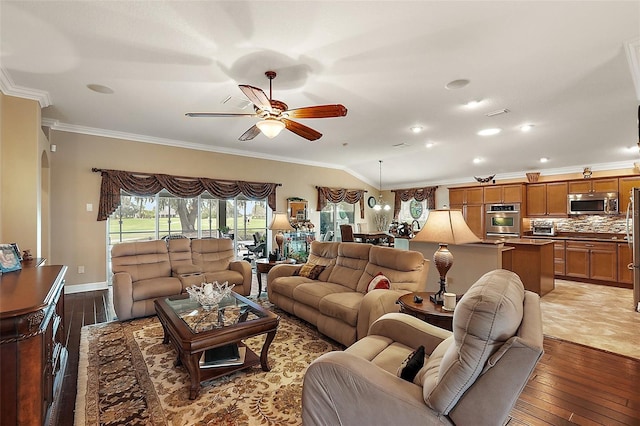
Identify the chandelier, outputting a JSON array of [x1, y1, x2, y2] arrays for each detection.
[[373, 160, 391, 211]]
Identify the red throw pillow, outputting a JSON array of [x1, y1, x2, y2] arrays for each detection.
[[367, 272, 391, 292]]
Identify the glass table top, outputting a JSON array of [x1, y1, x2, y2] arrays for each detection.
[[164, 293, 266, 334]]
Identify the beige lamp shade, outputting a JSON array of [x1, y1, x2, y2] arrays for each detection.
[[412, 209, 481, 244], [269, 212, 294, 231]]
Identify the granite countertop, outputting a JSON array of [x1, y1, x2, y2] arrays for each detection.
[[522, 231, 629, 243], [481, 238, 554, 246]]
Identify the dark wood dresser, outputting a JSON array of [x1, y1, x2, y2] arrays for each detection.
[[0, 265, 68, 425]]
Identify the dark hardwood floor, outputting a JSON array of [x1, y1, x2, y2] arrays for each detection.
[[61, 290, 640, 425]]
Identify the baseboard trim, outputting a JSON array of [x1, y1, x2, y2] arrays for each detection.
[[65, 282, 109, 294]]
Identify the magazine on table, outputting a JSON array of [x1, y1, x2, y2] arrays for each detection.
[[199, 344, 246, 368]]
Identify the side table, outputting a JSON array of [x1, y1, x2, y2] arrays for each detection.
[[255, 258, 295, 297], [397, 292, 455, 331]]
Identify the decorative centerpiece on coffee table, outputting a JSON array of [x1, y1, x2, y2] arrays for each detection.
[[186, 281, 233, 310]]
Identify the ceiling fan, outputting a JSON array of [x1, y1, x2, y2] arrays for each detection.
[[186, 71, 348, 141]]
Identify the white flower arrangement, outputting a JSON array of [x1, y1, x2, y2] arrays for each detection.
[[186, 281, 233, 310]]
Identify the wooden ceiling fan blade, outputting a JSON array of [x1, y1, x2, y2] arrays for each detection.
[[185, 112, 257, 118], [282, 118, 322, 141], [239, 125, 261, 141], [239, 85, 272, 112], [286, 104, 348, 119]]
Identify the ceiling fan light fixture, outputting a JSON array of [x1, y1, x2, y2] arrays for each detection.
[[257, 119, 285, 138]]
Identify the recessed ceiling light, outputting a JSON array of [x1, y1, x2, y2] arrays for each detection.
[[473, 157, 482, 164], [464, 100, 482, 108], [425, 142, 435, 148], [445, 79, 470, 90], [410, 126, 423, 133], [540, 157, 549, 163], [520, 124, 534, 132], [626, 145, 639, 153], [86, 84, 114, 94], [477, 128, 502, 136]]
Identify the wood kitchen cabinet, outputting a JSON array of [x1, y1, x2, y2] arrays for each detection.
[[565, 241, 616, 282], [526, 182, 568, 217], [449, 186, 484, 238], [483, 184, 525, 204], [618, 176, 640, 214], [449, 187, 483, 205], [568, 178, 618, 194], [617, 242, 633, 285]]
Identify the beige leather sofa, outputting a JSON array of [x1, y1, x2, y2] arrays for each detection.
[[267, 241, 429, 346], [111, 238, 251, 321], [302, 269, 544, 426]]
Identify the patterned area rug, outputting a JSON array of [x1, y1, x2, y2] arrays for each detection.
[[75, 302, 342, 425]]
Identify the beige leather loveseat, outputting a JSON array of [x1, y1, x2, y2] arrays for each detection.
[[111, 238, 251, 321], [302, 269, 544, 426], [267, 241, 429, 346]]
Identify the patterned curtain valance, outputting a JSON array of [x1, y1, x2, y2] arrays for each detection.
[[391, 186, 437, 219], [93, 168, 280, 221], [316, 186, 366, 219]]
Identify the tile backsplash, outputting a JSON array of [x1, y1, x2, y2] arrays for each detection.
[[530, 216, 629, 234]]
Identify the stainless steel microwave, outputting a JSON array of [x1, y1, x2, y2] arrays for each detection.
[[567, 192, 618, 215]]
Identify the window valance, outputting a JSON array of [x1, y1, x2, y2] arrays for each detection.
[[316, 186, 366, 219], [391, 186, 437, 218], [93, 168, 280, 221]]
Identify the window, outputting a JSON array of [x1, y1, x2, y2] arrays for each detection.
[[320, 201, 356, 241], [397, 199, 429, 230], [107, 191, 268, 281]]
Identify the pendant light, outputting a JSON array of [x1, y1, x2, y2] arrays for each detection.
[[374, 160, 391, 211]]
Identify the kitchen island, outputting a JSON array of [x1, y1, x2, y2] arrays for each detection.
[[497, 238, 555, 296]]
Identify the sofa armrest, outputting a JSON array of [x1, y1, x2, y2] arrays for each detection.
[[357, 289, 410, 341], [302, 351, 436, 426], [367, 313, 451, 355], [172, 264, 202, 276], [229, 260, 252, 296], [267, 263, 300, 284], [112, 272, 134, 321]]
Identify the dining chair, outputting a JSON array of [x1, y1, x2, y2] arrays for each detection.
[[339, 224, 355, 242]]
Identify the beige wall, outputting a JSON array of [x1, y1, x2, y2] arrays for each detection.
[[48, 130, 387, 287], [0, 94, 48, 257]]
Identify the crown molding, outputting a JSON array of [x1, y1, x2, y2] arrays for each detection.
[[625, 38, 640, 101], [397, 160, 638, 190], [41, 118, 347, 172], [0, 67, 52, 107]]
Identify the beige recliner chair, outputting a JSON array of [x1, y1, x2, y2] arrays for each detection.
[[111, 240, 182, 321], [302, 269, 543, 426]]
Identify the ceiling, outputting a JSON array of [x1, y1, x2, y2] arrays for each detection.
[[2, 1, 640, 189]]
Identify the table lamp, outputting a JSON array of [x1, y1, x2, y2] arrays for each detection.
[[268, 212, 294, 260], [412, 209, 481, 304]]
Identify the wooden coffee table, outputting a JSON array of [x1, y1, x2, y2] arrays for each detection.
[[397, 292, 455, 331], [154, 292, 279, 399]]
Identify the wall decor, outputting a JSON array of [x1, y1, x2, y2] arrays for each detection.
[[0, 244, 22, 273], [474, 174, 495, 183]]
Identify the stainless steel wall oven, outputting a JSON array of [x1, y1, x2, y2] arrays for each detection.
[[485, 203, 521, 238]]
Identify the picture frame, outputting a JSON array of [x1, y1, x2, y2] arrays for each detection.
[[10, 242, 22, 261], [0, 243, 22, 273]]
